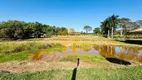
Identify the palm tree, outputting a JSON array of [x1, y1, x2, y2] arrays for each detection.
[[101, 15, 119, 38]]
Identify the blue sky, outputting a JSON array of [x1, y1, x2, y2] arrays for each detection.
[[0, 0, 142, 32]]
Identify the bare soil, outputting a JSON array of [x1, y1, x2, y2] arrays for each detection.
[[0, 60, 129, 73]]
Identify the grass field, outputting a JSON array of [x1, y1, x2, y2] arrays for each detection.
[[0, 66, 142, 80], [0, 35, 142, 80]]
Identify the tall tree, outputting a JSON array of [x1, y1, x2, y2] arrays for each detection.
[[119, 18, 139, 36], [101, 15, 119, 38], [83, 25, 92, 33], [136, 20, 142, 27], [118, 18, 131, 36]]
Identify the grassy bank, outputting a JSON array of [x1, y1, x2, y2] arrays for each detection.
[[0, 42, 63, 53], [0, 65, 141, 80], [0, 42, 65, 62]]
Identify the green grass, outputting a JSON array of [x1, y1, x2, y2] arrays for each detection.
[[0, 51, 30, 62], [0, 45, 65, 62], [0, 66, 141, 80], [0, 42, 63, 53], [63, 54, 105, 63]]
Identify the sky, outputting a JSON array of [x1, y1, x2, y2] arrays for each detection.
[[0, 0, 142, 32]]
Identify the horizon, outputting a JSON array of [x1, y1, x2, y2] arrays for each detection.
[[0, 0, 142, 32]]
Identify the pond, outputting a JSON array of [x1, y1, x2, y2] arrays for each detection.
[[30, 45, 142, 63]]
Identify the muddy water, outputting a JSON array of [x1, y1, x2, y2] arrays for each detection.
[[93, 45, 142, 63], [30, 45, 142, 63]]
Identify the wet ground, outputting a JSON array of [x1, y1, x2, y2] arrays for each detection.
[[30, 45, 142, 63]]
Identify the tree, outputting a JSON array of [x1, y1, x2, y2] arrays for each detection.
[[136, 20, 142, 27], [101, 15, 119, 38], [0, 20, 25, 39], [23, 22, 35, 38], [32, 22, 43, 38], [68, 28, 75, 35], [93, 28, 101, 34], [0, 20, 69, 40], [119, 18, 140, 36], [118, 18, 131, 36], [83, 25, 92, 33], [57, 27, 68, 35]]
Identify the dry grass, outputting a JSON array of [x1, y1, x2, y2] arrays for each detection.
[[0, 60, 129, 73]]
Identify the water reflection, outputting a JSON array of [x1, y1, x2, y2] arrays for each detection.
[[97, 45, 142, 63], [30, 45, 142, 63]]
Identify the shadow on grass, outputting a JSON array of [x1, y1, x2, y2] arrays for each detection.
[[121, 40, 142, 45], [71, 58, 80, 80], [71, 67, 77, 80], [105, 58, 131, 65]]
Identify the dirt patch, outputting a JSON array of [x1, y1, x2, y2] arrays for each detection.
[[0, 60, 129, 73]]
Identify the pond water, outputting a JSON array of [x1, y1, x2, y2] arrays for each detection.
[[30, 45, 142, 63]]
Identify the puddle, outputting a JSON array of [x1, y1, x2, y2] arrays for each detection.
[[30, 45, 142, 63]]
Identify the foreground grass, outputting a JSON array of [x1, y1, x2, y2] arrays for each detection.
[[0, 66, 142, 80]]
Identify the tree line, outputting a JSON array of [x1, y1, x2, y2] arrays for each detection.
[[1, 16, 141, 40], [0, 20, 68, 40], [99, 15, 142, 38], [84, 15, 142, 37]]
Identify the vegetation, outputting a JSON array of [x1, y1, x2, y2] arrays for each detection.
[[83, 25, 92, 33], [0, 35, 142, 80], [68, 28, 76, 35], [0, 42, 63, 53], [101, 15, 119, 38], [118, 18, 140, 36], [136, 20, 142, 27], [64, 54, 105, 63], [93, 27, 101, 35], [1, 14, 142, 80], [0, 20, 68, 40], [0, 66, 142, 80], [100, 15, 142, 39], [0, 42, 65, 62]]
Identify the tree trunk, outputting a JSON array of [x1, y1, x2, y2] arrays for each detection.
[[120, 26, 123, 37], [108, 30, 110, 38], [111, 27, 113, 38]]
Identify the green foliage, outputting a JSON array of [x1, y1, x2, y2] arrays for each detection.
[[119, 18, 140, 35], [83, 25, 92, 33], [0, 20, 68, 40], [0, 20, 25, 39], [101, 15, 119, 36], [93, 27, 101, 35], [57, 27, 68, 35]]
